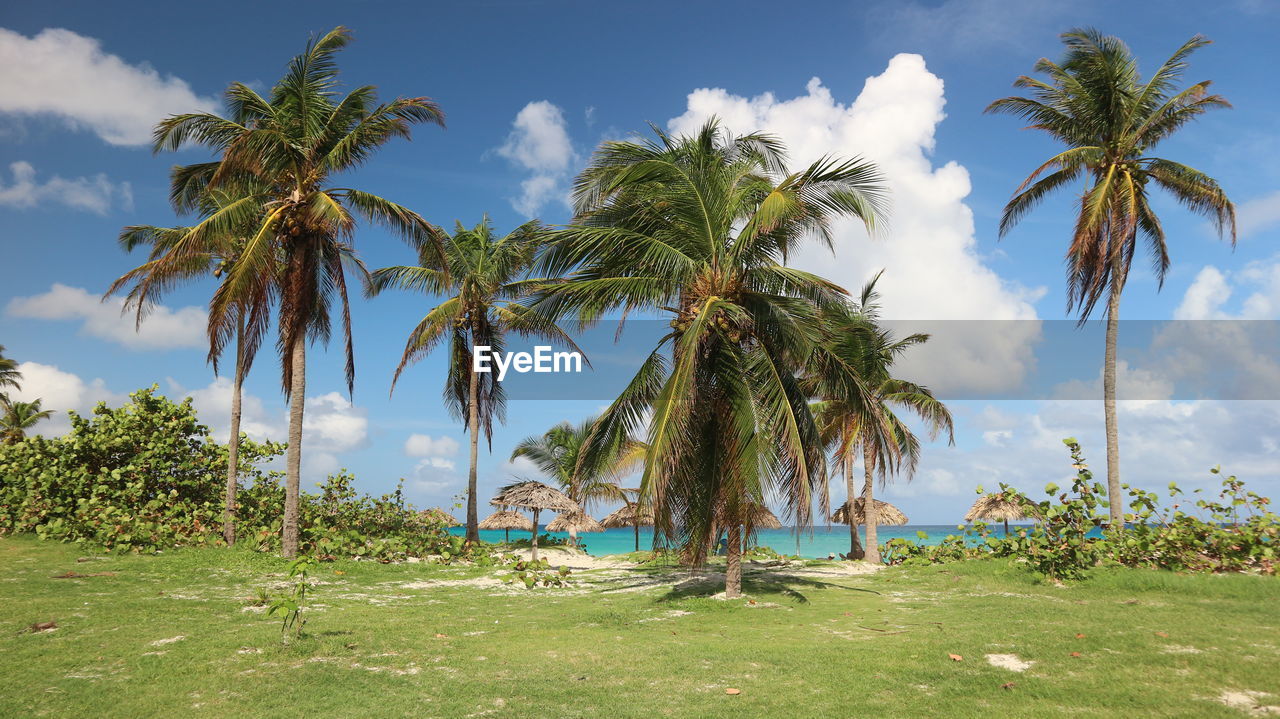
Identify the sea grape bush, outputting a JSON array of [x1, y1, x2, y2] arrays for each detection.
[[502, 557, 573, 588], [883, 438, 1278, 579], [0, 387, 472, 561]]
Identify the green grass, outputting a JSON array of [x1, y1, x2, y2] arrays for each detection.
[[1, 536, 1277, 718]]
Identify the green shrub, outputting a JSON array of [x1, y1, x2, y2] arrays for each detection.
[[0, 387, 483, 562]]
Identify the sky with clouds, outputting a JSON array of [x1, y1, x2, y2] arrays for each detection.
[[0, 0, 1277, 523]]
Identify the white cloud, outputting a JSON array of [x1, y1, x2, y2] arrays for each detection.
[[404, 433, 460, 458], [5, 361, 124, 435], [6, 284, 207, 350], [496, 100, 575, 216], [0, 160, 132, 214], [304, 392, 370, 454], [1175, 258, 1280, 320], [1235, 190, 1280, 240], [0, 27, 215, 146], [668, 56, 1045, 395]]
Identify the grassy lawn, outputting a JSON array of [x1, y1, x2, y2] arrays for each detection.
[[1, 536, 1277, 718]]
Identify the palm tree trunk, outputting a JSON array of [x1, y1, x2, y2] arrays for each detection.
[[634, 521, 640, 552], [282, 337, 306, 558], [223, 314, 246, 546], [725, 522, 743, 598], [465, 364, 480, 544], [1103, 276, 1124, 533], [530, 508, 540, 562], [844, 459, 863, 559], [862, 443, 880, 564]]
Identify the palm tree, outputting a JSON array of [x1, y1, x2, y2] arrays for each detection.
[[987, 28, 1234, 531], [511, 416, 646, 545], [535, 120, 885, 597], [0, 345, 20, 394], [1, 397, 54, 445], [106, 188, 269, 547], [810, 273, 953, 563], [369, 218, 577, 544], [148, 27, 445, 557]]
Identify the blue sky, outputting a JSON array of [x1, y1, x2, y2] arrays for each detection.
[[1, 0, 1278, 523]]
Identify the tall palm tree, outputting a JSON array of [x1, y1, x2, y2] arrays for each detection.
[[106, 188, 268, 546], [511, 416, 646, 511], [987, 29, 1234, 531], [535, 120, 885, 597], [1, 397, 54, 445], [810, 273, 953, 563], [148, 27, 445, 557], [0, 345, 20, 394], [369, 218, 577, 543]]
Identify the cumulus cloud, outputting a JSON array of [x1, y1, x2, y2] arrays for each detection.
[[5, 361, 124, 435], [404, 433, 460, 458], [0, 27, 215, 146], [1176, 258, 1280, 320], [6, 284, 207, 350], [495, 100, 575, 216], [668, 56, 1045, 394], [0, 161, 132, 214]]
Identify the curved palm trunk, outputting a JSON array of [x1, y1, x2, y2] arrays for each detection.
[[465, 364, 480, 544], [862, 443, 880, 565], [844, 459, 864, 559], [725, 522, 743, 598], [223, 315, 246, 546], [530, 508, 541, 562], [282, 338, 305, 558], [1103, 276, 1124, 533]]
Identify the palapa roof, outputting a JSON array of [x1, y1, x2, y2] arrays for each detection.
[[478, 510, 535, 531], [419, 507, 460, 527], [546, 510, 605, 534], [490, 480, 579, 513], [600, 502, 655, 528], [964, 494, 1030, 522], [831, 498, 908, 526], [745, 504, 783, 530]]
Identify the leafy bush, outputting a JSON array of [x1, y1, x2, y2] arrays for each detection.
[[502, 557, 573, 588], [882, 438, 1278, 580], [0, 387, 481, 562], [508, 533, 571, 549]]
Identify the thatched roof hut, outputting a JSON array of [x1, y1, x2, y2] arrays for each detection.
[[490, 481, 578, 513], [831, 498, 908, 526], [419, 507, 460, 527], [745, 503, 783, 530], [547, 511, 604, 534], [489, 481, 578, 561], [601, 502, 654, 552], [964, 494, 1029, 534], [479, 509, 534, 542], [600, 503, 654, 529]]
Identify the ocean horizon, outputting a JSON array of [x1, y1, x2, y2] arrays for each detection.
[[449, 523, 1035, 559]]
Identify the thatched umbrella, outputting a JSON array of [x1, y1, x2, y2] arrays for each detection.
[[490, 481, 578, 561], [745, 503, 783, 531], [420, 507, 460, 527], [964, 494, 1028, 535], [831, 498, 909, 526], [601, 502, 655, 552], [546, 510, 604, 549], [478, 509, 534, 543]]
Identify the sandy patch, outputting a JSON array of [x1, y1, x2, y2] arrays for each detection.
[[501, 548, 636, 571], [1218, 690, 1280, 716], [1162, 645, 1204, 654], [150, 635, 186, 646], [985, 654, 1034, 672]]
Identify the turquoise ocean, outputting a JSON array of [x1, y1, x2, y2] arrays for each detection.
[[449, 524, 1029, 559]]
